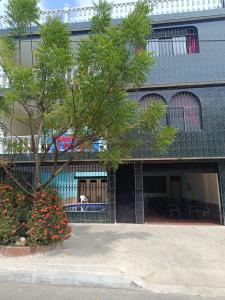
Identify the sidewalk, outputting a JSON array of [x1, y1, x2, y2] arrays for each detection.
[[0, 224, 225, 296]]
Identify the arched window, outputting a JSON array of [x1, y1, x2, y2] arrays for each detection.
[[168, 92, 202, 131], [139, 94, 167, 126]]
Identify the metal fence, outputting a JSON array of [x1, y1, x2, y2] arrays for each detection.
[[1, 162, 112, 223]]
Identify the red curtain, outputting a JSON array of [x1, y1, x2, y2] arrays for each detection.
[[187, 35, 199, 54]]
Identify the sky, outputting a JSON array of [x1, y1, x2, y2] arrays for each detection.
[[40, 0, 93, 9], [0, 0, 130, 13]]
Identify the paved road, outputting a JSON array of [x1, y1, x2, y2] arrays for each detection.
[[0, 284, 224, 300], [1, 224, 225, 294]]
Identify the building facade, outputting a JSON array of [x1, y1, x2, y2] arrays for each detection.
[[0, 0, 225, 224]]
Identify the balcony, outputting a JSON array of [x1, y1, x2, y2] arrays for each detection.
[[0, 69, 9, 90], [0, 104, 224, 162], [0, 0, 223, 29], [0, 134, 107, 156]]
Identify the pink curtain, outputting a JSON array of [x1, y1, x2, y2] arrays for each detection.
[[187, 35, 198, 54], [170, 93, 201, 131]]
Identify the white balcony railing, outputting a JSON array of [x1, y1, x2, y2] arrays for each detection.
[[0, 70, 9, 89], [0, 0, 223, 30], [0, 134, 107, 155], [0, 135, 42, 155]]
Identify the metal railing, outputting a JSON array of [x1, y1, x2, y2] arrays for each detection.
[[0, 134, 107, 155], [0, 0, 223, 29], [0, 162, 110, 223], [0, 71, 9, 89], [147, 26, 200, 57], [0, 135, 42, 154], [167, 106, 202, 131]]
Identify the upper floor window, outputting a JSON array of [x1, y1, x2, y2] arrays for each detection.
[[147, 26, 199, 57], [168, 92, 202, 131], [139, 94, 167, 126]]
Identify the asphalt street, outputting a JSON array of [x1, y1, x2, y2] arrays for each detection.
[[0, 284, 224, 300]]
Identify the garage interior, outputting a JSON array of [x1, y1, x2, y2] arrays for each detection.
[[144, 172, 222, 224]]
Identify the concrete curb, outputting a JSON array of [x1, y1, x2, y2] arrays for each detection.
[[0, 264, 141, 290], [0, 243, 62, 257], [0, 263, 225, 297], [136, 280, 225, 297]]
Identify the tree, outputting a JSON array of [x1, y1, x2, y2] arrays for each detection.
[[6, 0, 40, 64], [0, 0, 176, 197]]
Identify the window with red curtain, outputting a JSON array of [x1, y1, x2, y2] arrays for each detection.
[[187, 33, 199, 54], [168, 92, 202, 131], [147, 26, 199, 57]]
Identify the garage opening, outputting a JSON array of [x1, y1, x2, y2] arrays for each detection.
[[144, 173, 222, 224]]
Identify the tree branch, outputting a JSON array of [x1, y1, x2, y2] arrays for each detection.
[[38, 134, 96, 190], [1, 123, 33, 152], [2, 166, 34, 198], [39, 123, 72, 164]]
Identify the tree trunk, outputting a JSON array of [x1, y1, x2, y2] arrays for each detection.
[[18, 36, 21, 65], [30, 24, 34, 65], [34, 120, 44, 191]]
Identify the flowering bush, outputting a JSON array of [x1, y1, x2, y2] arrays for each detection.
[[0, 184, 32, 245], [27, 189, 71, 246], [0, 184, 71, 247]]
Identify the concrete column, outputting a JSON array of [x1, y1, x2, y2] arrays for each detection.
[[108, 171, 116, 223], [64, 4, 69, 23], [218, 161, 225, 225], [134, 162, 144, 224]]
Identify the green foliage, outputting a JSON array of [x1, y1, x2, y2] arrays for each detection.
[[39, 17, 71, 49], [27, 189, 71, 246], [139, 101, 168, 131], [6, 0, 40, 35], [0, 184, 70, 245], [92, 0, 112, 33], [0, 0, 176, 191], [35, 17, 73, 115], [0, 184, 70, 246], [0, 218, 17, 245], [0, 184, 32, 245], [6, 0, 40, 64], [0, 184, 17, 245], [0, 37, 16, 69], [153, 126, 177, 152], [4, 139, 28, 154]]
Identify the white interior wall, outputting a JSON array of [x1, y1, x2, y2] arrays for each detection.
[[143, 173, 220, 206], [181, 173, 220, 204]]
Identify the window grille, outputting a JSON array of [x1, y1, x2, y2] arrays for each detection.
[[139, 94, 167, 126], [147, 26, 199, 57], [168, 92, 202, 131]]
